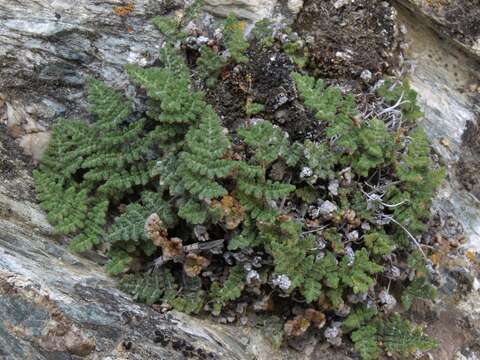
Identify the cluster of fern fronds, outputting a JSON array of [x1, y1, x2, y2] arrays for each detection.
[[34, 8, 443, 359]]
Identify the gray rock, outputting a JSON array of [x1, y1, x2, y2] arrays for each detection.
[[0, 0, 165, 107], [328, 180, 339, 196], [397, 0, 480, 59], [378, 290, 397, 311], [203, 0, 303, 21], [324, 322, 343, 347], [319, 200, 338, 216], [360, 69, 373, 82], [397, 4, 480, 252], [272, 274, 292, 291], [333, 0, 354, 9]]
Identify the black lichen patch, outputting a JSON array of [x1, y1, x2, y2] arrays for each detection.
[[0, 125, 27, 180], [456, 115, 480, 200], [246, 45, 296, 112], [0, 124, 36, 201], [443, 0, 480, 48], [294, 0, 398, 79], [205, 64, 249, 132], [153, 328, 218, 359]]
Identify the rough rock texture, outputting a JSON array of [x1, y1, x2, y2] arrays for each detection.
[[203, 0, 303, 21], [395, 3, 480, 358], [1, 0, 480, 359], [397, 0, 480, 59], [395, 1, 480, 252], [0, 0, 169, 161]]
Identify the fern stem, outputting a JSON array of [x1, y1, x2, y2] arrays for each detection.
[[380, 214, 427, 259]]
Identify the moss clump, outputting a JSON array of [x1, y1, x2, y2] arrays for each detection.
[[34, 11, 441, 359]]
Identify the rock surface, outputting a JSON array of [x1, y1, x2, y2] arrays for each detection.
[[1, 0, 480, 359], [396, 0, 480, 59], [203, 0, 303, 21], [394, 5, 480, 357], [395, 1, 480, 252], [0, 0, 169, 162]]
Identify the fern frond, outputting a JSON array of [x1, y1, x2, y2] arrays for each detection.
[[382, 314, 438, 357]]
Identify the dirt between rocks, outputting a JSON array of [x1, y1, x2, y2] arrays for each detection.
[[294, 0, 399, 80]]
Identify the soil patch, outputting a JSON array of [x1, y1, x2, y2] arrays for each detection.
[[294, 0, 398, 80], [205, 45, 323, 142]]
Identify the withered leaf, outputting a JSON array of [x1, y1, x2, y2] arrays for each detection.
[[284, 315, 310, 337], [145, 213, 183, 261], [184, 253, 210, 277], [211, 195, 245, 230]]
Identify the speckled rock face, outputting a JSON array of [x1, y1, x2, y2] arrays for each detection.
[[397, 0, 480, 59], [394, 4, 480, 358], [394, 2, 480, 253], [0, 0, 171, 162], [0, 0, 166, 95]]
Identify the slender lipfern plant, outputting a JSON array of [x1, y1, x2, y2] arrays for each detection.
[[34, 12, 442, 360]]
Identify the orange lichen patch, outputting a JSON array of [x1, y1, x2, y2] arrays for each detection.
[[211, 195, 245, 230], [440, 137, 452, 150], [184, 253, 210, 277], [227, 19, 246, 32], [465, 249, 478, 264], [113, 3, 134, 17]]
